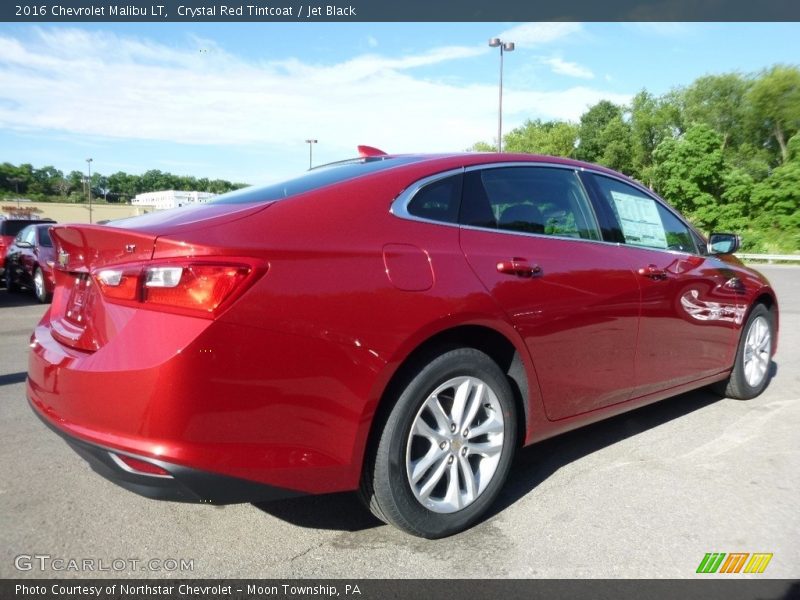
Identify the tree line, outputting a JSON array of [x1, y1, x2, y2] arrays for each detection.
[[0, 164, 248, 205], [473, 65, 800, 252]]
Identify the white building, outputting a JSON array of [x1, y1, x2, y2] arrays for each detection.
[[132, 190, 217, 210]]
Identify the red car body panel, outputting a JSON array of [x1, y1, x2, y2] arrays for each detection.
[[27, 153, 779, 500]]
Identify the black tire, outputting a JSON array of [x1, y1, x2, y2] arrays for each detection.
[[361, 348, 517, 538], [6, 270, 21, 293], [33, 267, 51, 303], [712, 303, 774, 400]]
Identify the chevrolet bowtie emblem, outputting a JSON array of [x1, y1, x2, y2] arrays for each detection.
[[58, 250, 69, 268]]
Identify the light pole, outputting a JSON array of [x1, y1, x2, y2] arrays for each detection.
[[305, 139, 318, 169], [488, 37, 515, 153], [8, 177, 23, 210], [86, 158, 93, 223]]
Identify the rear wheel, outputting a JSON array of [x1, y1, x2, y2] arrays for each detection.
[[33, 267, 51, 303], [713, 304, 774, 399], [361, 348, 517, 538]]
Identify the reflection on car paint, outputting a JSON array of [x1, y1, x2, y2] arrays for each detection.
[[680, 289, 745, 324]]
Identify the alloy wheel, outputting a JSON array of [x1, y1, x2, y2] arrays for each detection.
[[405, 376, 505, 514], [743, 315, 771, 388]]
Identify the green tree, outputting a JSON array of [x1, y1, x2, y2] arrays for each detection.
[[748, 65, 800, 164], [652, 124, 726, 228], [575, 100, 625, 163], [468, 141, 496, 152], [629, 90, 682, 186], [681, 73, 751, 152], [750, 161, 800, 231], [503, 119, 578, 157]]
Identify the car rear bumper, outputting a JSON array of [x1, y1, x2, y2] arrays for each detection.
[[27, 306, 376, 496], [30, 398, 303, 504]]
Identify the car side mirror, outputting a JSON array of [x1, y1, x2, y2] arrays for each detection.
[[708, 232, 740, 255], [16, 240, 32, 248]]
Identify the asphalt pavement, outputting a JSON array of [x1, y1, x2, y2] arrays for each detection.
[[0, 266, 797, 578]]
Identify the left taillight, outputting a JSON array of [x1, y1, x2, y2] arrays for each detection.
[[92, 259, 263, 318]]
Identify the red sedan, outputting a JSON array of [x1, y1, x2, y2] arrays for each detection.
[[27, 152, 778, 538]]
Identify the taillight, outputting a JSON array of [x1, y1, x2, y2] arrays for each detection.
[[96, 267, 141, 301], [92, 260, 262, 317], [144, 265, 251, 312]]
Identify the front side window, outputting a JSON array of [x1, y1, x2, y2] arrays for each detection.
[[23, 227, 37, 245], [590, 175, 697, 254], [460, 167, 601, 241], [15, 226, 32, 245]]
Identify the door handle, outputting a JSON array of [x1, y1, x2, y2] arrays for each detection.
[[496, 258, 542, 278], [638, 264, 668, 280]]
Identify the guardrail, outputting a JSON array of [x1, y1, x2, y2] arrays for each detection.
[[736, 253, 800, 263]]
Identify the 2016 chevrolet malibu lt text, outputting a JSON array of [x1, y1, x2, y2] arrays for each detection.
[[28, 151, 778, 538]]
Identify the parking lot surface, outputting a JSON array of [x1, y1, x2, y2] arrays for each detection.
[[1, 266, 797, 578]]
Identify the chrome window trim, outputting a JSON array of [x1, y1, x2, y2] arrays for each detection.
[[389, 161, 701, 258]]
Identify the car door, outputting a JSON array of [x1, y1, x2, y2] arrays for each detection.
[[18, 226, 38, 287], [458, 165, 642, 421], [583, 172, 742, 397]]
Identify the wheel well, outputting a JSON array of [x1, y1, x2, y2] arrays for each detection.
[[365, 326, 530, 468], [755, 293, 774, 312]]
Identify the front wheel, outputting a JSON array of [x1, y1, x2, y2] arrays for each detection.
[[713, 303, 774, 399], [361, 348, 517, 538]]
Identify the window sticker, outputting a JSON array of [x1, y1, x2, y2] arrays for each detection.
[[610, 191, 667, 249]]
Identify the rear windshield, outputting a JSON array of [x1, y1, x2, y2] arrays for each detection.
[[1, 220, 52, 237], [211, 156, 424, 205]]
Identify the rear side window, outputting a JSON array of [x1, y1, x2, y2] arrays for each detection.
[[406, 174, 462, 223], [460, 167, 601, 240], [590, 175, 698, 254]]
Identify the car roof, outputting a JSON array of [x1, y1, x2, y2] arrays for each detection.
[[382, 152, 628, 176]]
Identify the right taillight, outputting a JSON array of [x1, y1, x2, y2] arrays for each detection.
[[92, 259, 263, 318]]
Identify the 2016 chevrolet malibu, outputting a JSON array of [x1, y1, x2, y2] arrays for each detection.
[[28, 150, 778, 538]]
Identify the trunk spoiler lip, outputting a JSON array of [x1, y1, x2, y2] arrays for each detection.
[[48, 201, 275, 273]]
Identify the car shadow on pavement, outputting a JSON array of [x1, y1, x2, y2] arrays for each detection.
[[253, 490, 384, 532], [253, 375, 778, 534], [487, 384, 748, 519], [0, 289, 41, 308], [0, 372, 27, 387]]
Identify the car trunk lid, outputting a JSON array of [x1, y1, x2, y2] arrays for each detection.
[[47, 202, 269, 352]]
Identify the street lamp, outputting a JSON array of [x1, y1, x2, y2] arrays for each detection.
[[86, 158, 93, 223], [305, 139, 318, 169], [488, 37, 515, 153], [8, 177, 23, 210]]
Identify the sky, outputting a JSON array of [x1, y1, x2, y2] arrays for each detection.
[[0, 22, 798, 186]]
